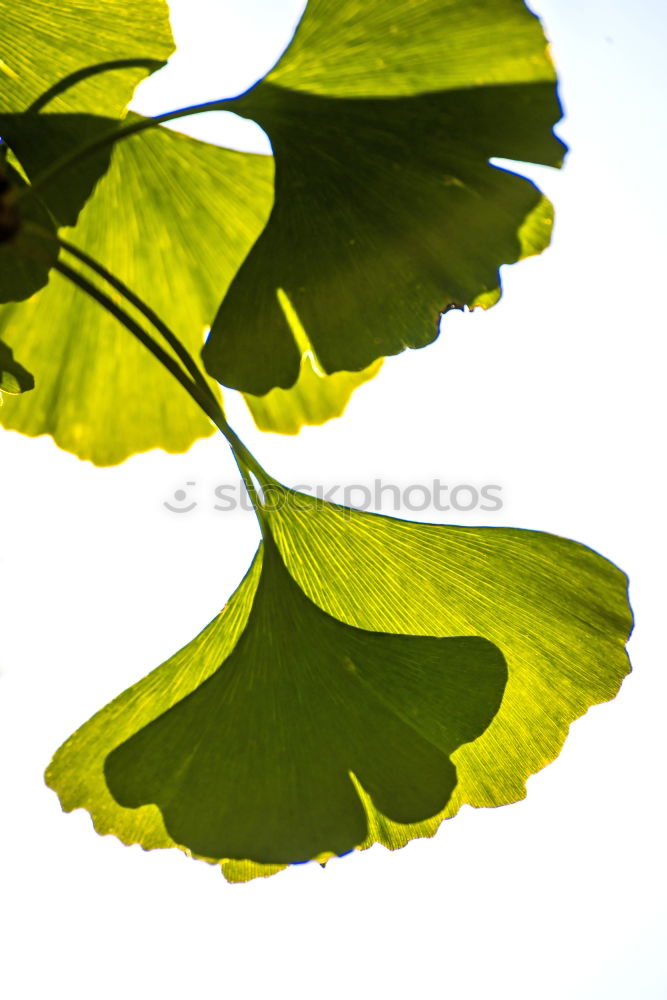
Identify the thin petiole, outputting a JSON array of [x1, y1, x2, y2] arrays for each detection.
[[53, 259, 272, 512], [25, 59, 166, 114], [59, 238, 214, 401], [20, 97, 234, 204], [54, 258, 212, 410]]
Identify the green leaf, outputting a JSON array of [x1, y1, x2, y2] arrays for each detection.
[[267, 489, 632, 834], [241, 191, 555, 434], [0, 161, 58, 304], [242, 287, 383, 434], [46, 488, 631, 882], [0, 0, 172, 304], [46, 556, 261, 857], [107, 535, 506, 863], [243, 355, 382, 434], [203, 0, 565, 394], [0, 113, 119, 226], [0, 338, 34, 394], [0, 125, 274, 464], [46, 533, 507, 870], [0, 0, 173, 116]]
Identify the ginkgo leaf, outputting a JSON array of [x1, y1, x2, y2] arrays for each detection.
[[0, 113, 119, 227], [267, 488, 633, 845], [243, 355, 382, 435], [0, 338, 34, 395], [0, 124, 274, 464], [0, 161, 58, 303], [0, 0, 173, 116], [46, 533, 507, 867], [241, 193, 554, 435], [203, 0, 566, 394], [106, 535, 507, 863], [46, 485, 631, 882], [242, 286, 382, 434], [230, 487, 632, 880], [46, 556, 262, 857], [0, 0, 172, 303]]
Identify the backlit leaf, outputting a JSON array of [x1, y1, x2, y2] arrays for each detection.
[[0, 0, 172, 303], [243, 356, 382, 435], [0, 125, 274, 464], [46, 488, 631, 881], [203, 0, 565, 393], [0, 0, 173, 116], [268, 489, 632, 845], [242, 287, 382, 433], [46, 533, 507, 869]]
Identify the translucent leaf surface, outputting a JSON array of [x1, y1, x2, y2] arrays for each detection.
[[243, 356, 382, 435], [203, 0, 565, 393], [0, 0, 173, 116], [268, 490, 633, 822], [46, 490, 631, 882], [0, 126, 274, 464], [47, 534, 506, 868], [242, 289, 382, 433]]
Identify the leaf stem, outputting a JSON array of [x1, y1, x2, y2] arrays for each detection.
[[25, 59, 166, 114], [59, 238, 212, 399], [24, 97, 235, 202], [53, 259, 272, 515]]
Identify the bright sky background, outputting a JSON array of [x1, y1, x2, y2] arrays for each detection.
[[1, 1, 666, 998]]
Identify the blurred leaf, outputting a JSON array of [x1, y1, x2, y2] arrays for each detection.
[[0, 125, 274, 464], [203, 0, 565, 394], [46, 488, 631, 882], [0, 0, 173, 116]]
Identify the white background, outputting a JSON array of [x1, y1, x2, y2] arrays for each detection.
[[1, 1, 665, 997]]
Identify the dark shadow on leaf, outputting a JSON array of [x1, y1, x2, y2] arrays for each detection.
[[0, 338, 34, 393], [0, 162, 58, 303], [0, 113, 119, 226]]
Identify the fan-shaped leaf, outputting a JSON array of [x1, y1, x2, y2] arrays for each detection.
[[105, 535, 507, 863], [46, 533, 507, 868], [268, 489, 633, 828], [203, 0, 565, 393], [0, 126, 274, 464], [0, 0, 173, 116], [46, 487, 631, 881]]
